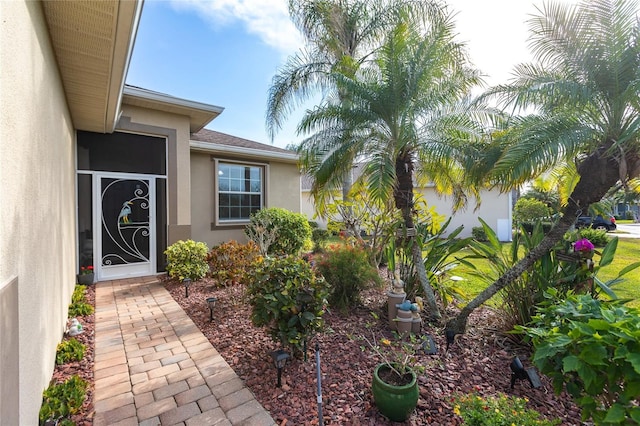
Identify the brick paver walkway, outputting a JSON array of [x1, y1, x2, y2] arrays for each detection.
[[93, 276, 276, 426]]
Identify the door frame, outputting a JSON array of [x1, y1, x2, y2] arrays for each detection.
[[93, 171, 159, 281]]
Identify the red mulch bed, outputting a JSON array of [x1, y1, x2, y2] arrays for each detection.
[[48, 284, 96, 426], [164, 277, 584, 426]]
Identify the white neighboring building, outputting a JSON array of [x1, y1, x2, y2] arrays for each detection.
[[301, 172, 513, 242]]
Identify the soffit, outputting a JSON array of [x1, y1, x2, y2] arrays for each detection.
[[122, 86, 224, 133], [41, 0, 141, 133]]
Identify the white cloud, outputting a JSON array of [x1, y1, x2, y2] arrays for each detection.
[[169, 0, 303, 54]]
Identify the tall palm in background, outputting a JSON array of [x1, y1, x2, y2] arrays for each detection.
[[297, 11, 487, 318], [447, 0, 640, 334], [266, 0, 442, 226]]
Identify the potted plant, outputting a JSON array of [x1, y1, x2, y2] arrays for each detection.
[[77, 266, 94, 285], [363, 331, 423, 421]]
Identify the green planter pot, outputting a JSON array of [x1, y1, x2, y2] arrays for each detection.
[[372, 363, 419, 421]]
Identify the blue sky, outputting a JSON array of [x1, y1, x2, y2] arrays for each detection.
[[126, 0, 584, 149]]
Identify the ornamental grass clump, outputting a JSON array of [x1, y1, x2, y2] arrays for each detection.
[[315, 243, 381, 312]]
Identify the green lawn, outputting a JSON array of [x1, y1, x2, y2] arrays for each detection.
[[453, 237, 640, 307]]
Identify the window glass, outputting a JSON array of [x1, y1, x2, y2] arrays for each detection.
[[217, 162, 263, 222], [77, 131, 166, 175]]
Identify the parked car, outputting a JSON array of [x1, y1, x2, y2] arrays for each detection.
[[575, 215, 617, 231]]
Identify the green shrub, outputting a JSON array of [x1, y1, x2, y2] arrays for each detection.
[[164, 239, 209, 281], [68, 285, 93, 316], [520, 221, 554, 234], [514, 198, 551, 223], [576, 227, 609, 247], [207, 240, 262, 287], [453, 393, 559, 425], [71, 285, 86, 304], [315, 243, 381, 311], [245, 207, 312, 256], [68, 302, 93, 317], [247, 256, 330, 354], [471, 226, 488, 242], [39, 375, 87, 425], [311, 228, 330, 253], [327, 220, 343, 236], [518, 292, 640, 424], [56, 338, 86, 365]]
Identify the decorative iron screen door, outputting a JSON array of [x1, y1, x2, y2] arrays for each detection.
[[96, 174, 156, 280]]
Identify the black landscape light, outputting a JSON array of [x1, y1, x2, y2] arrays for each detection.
[[206, 297, 217, 321], [510, 356, 542, 389], [269, 349, 290, 387], [445, 329, 456, 351], [183, 278, 191, 298]]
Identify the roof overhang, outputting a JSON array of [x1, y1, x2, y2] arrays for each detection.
[[41, 0, 143, 133], [122, 86, 224, 133], [190, 141, 299, 164]]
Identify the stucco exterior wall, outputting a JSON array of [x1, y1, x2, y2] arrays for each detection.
[[0, 1, 77, 423], [190, 151, 301, 248], [119, 104, 193, 243]]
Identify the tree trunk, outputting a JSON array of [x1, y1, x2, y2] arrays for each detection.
[[446, 148, 620, 335], [342, 168, 358, 237], [394, 154, 441, 320]]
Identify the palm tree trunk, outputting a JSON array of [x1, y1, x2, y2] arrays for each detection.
[[446, 149, 620, 335], [395, 154, 441, 320]]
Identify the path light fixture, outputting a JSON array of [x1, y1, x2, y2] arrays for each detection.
[[269, 349, 290, 388], [206, 297, 217, 321], [183, 278, 191, 298], [510, 356, 541, 389], [445, 329, 456, 351]]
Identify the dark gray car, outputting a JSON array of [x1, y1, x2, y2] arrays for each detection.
[[575, 215, 617, 231]]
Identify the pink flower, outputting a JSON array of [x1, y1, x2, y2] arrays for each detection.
[[574, 238, 594, 252]]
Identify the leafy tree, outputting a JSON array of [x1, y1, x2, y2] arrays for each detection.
[[296, 11, 488, 319], [447, 0, 640, 334], [513, 197, 551, 222], [267, 0, 442, 232]]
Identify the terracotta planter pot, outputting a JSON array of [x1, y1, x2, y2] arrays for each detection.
[[372, 363, 419, 421]]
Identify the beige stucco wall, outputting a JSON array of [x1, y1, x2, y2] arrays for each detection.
[[0, 1, 78, 423], [190, 151, 301, 248], [119, 104, 193, 243]]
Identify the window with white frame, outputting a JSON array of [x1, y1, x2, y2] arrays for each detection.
[[216, 161, 264, 222]]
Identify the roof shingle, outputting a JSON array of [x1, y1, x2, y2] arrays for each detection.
[[191, 128, 294, 155]]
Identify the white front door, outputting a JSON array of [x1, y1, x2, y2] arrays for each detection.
[[94, 173, 156, 280]]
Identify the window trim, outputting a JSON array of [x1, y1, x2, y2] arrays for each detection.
[[212, 158, 268, 227]]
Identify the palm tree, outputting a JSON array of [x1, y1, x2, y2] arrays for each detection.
[[266, 0, 442, 228], [296, 12, 486, 319], [447, 0, 640, 335]]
